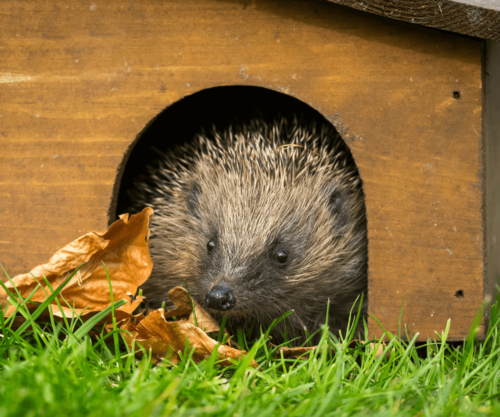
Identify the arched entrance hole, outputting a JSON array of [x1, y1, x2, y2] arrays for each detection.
[[113, 85, 368, 338], [115, 86, 362, 218]]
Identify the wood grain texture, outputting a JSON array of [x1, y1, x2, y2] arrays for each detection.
[[0, 0, 484, 340], [485, 40, 500, 313], [324, 0, 500, 40]]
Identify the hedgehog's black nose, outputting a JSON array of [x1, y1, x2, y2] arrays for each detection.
[[206, 285, 235, 311]]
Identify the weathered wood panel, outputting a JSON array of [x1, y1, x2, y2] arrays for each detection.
[[324, 0, 500, 41], [0, 0, 484, 340], [485, 39, 500, 313]]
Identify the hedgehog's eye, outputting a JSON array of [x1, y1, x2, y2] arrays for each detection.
[[275, 249, 288, 265], [207, 240, 216, 253]]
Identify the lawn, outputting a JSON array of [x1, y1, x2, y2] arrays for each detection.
[[1, 270, 500, 417]]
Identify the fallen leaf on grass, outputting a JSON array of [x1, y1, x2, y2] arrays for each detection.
[[369, 342, 392, 360], [0, 208, 153, 320], [120, 309, 257, 368], [274, 346, 318, 359], [164, 287, 221, 333], [349, 340, 392, 360], [274, 340, 391, 360]]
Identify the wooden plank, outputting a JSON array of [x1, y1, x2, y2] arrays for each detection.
[[485, 40, 500, 313], [0, 0, 484, 340], [324, 0, 500, 40]]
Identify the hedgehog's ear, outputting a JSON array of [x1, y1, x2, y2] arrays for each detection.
[[325, 184, 350, 232], [187, 182, 202, 219]]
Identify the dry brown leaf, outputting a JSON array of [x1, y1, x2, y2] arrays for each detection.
[[164, 286, 221, 333], [0, 208, 153, 319], [274, 346, 318, 360], [274, 339, 391, 360], [121, 309, 257, 368], [348, 340, 392, 360], [370, 342, 392, 360], [4, 295, 147, 333]]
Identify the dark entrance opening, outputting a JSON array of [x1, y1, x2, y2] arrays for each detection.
[[114, 86, 356, 219]]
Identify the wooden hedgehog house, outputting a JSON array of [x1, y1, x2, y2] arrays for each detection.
[[1, 0, 499, 341]]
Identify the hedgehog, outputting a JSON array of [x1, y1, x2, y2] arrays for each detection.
[[128, 116, 368, 342]]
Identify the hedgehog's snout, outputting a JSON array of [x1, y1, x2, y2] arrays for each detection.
[[206, 285, 236, 311]]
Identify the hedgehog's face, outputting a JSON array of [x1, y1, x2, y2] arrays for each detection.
[[183, 167, 354, 330]]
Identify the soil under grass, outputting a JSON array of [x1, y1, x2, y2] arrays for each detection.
[[1, 275, 500, 417]]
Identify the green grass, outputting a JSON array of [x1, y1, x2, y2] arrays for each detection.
[[1, 269, 500, 417]]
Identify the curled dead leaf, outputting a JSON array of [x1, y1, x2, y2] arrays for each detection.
[[348, 340, 392, 360], [274, 346, 318, 360], [273, 339, 391, 361], [370, 342, 392, 360], [0, 208, 153, 320], [121, 309, 257, 368], [164, 287, 221, 334]]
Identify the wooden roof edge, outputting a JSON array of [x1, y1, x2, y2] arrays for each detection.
[[324, 0, 500, 41]]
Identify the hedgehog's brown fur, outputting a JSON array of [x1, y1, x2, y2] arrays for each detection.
[[130, 117, 367, 341]]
